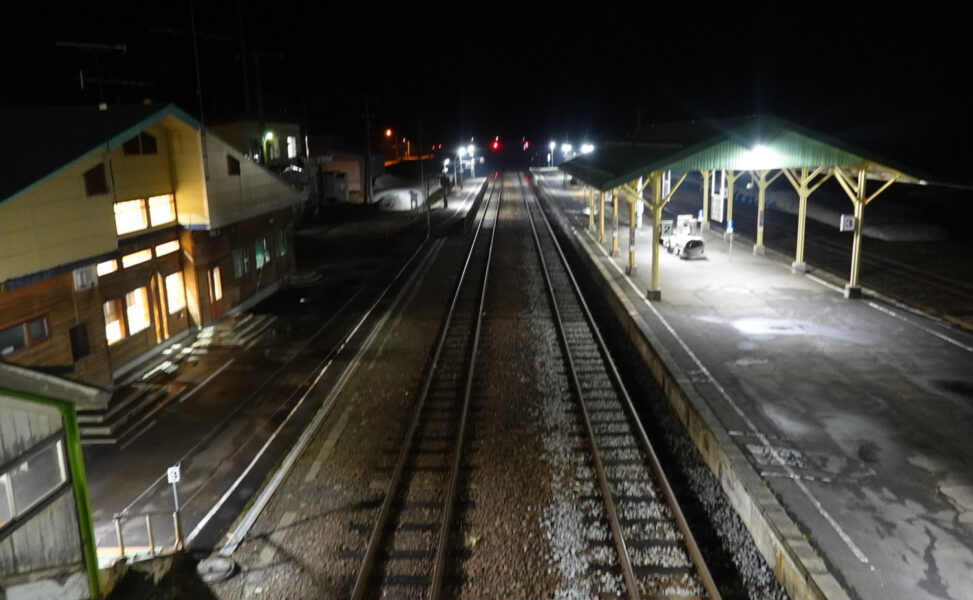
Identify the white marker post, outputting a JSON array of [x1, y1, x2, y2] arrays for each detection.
[[167, 464, 183, 548]]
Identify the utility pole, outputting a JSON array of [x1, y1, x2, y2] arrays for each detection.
[[189, 0, 208, 178], [363, 95, 373, 204]]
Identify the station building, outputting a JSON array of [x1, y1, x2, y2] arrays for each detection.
[[0, 103, 303, 390]]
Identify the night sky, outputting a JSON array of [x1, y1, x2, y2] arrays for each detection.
[[4, 3, 970, 182]]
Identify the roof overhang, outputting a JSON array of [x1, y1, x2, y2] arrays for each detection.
[[561, 115, 924, 192]]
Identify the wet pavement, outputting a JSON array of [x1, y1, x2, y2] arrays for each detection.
[[536, 170, 973, 600]]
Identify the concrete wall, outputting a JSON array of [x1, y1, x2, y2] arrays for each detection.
[[202, 134, 303, 229]]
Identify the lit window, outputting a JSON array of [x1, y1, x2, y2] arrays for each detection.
[[103, 299, 126, 344], [287, 136, 297, 159], [232, 248, 247, 278], [114, 199, 148, 235], [155, 240, 179, 257], [125, 287, 151, 335], [255, 238, 269, 269], [0, 439, 67, 523], [148, 194, 176, 226], [84, 163, 109, 196], [121, 249, 152, 268], [165, 272, 186, 314], [209, 267, 223, 302], [96, 259, 118, 276]]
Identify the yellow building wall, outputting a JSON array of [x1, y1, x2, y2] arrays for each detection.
[[0, 153, 117, 282], [167, 122, 209, 228], [203, 134, 303, 229], [110, 123, 175, 201]]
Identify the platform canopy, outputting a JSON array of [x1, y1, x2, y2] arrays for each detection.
[[561, 114, 924, 191]]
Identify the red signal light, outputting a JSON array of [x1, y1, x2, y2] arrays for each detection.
[[492, 140, 500, 151]]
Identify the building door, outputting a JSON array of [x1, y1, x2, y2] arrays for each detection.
[[208, 266, 225, 320]]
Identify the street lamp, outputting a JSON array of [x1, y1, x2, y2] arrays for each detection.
[[549, 141, 556, 167], [581, 143, 594, 154], [561, 143, 573, 158]]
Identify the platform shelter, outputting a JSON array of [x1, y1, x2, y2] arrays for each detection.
[[559, 115, 924, 300]]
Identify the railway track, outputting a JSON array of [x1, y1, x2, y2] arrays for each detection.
[[351, 173, 502, 600], [523, 173, 720, 598], [351, 171, 719, 598]]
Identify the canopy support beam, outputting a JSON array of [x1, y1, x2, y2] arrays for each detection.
[[748, 169, 784, 255], [833, 162, 901, 298], [781, 166, 832, 272]]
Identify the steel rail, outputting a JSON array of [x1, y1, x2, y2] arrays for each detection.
[[430, 173, 503, 598], [525, 173, 722, 599], [351, 173, 502, 600], [518, 173, 642, 599]]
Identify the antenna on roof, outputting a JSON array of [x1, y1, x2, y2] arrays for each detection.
[[56, 40, 126, 104]]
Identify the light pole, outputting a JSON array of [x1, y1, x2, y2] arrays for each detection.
[[458, 146, 466, 181], [467, 144, 475, 178], [549, 141, 556, 167]]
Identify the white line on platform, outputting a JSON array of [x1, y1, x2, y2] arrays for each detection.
[[179, 358, 236, 403], [580, 227, 871, 564], [867, 301, 973, 353]]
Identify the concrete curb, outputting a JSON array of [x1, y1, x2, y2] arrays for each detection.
[[533, 178, 850, 600]]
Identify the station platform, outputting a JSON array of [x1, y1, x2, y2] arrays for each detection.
[[534, 170, 973, 600]]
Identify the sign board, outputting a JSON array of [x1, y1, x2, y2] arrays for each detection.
[[660, 220, 673, 239], [72, 265, 97, 291], [839, 214, 856, 232], [167, 465, 181, 484], [710, 195, 724, 223]]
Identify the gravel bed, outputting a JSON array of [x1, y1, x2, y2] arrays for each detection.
[[545, 187, 790, 600]]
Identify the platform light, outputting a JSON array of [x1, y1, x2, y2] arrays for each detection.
[[443, 158, 450, 166], [385, 128, 392, 137], [467, 144, 474, 156], [581, 143, 594, 154], [263, 131, 274, 141], [561, 143, 572, 155], [739, 144, 778, 170], [458, 146, 466, 158]]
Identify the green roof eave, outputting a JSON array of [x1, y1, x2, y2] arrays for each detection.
[[560, 114, 923, 191]]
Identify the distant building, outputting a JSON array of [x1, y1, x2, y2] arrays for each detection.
[[0, 104, 302, 390], [0, 361, 107, 599], [209, 119, 304, 166]]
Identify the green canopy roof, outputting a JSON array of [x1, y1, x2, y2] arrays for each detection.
[[561, 115, 924, 192]]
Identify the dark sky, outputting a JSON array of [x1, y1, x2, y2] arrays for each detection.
[[3, 3, 970, 180]]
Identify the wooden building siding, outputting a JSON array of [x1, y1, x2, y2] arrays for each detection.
[[0, 487, 82, 576], [109, 123, 175, 202], [190, 208, 294, 324], [0, 273, 113, 388], [0, 398, 60, 465]]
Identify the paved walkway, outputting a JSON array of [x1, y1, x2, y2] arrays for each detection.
[[537, 171, 973, 600]]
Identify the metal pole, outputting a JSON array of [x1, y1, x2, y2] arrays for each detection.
[[145, 514, 156, 555], [847, 168, 867, 293], [725, 170, 736, 241], [611, 189, 619, 256], [588, 187, 595, 232], [794, 168, 809, 272], [173, 511, 184, 550], [754, 171, 767, 254], [701, 170, 710, 229], [598, 192, 606, 242], [114, 515, 125, 558], [628, 198, 636, 274]]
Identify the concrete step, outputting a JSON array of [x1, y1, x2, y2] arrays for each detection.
[[80, 384, 183, 445]]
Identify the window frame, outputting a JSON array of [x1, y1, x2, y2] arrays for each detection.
[[124, 287, 151, 336], [209, 267, 223, 303], [164, 271, 186, 315], [0, 437, 69, 531], [0, 315, 50, 357], [103, 298, 127, 345]]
